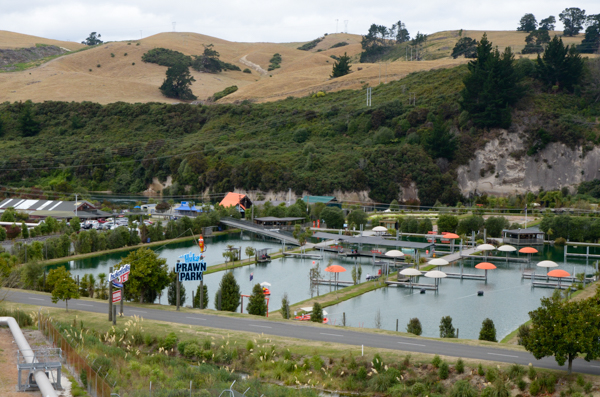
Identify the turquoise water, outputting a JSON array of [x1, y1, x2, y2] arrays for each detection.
[[56, 233, 599, 339]]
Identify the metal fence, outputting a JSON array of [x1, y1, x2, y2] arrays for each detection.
[[40, 316, 113, 397]]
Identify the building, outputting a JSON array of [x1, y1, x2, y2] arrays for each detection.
[[253, 216, 304, 230], [502, 228, 545, 245], [220, 193, 252, 215], [0, 198, 111, 220], [302, 195, 339, 207]]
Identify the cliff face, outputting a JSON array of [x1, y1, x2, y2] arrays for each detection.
[[457, 131, 600, 196]]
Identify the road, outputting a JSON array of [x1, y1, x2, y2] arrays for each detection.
[[6, 289, 600, 375]]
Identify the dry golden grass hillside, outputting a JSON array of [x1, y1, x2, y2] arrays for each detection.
[[0, 29, 592, 105]]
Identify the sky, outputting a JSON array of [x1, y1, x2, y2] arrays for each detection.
[[1, 0, 599, 44]]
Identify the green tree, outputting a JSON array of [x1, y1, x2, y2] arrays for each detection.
[[461, 34, 523, 129], [331, 52, 352, 78], [281, 292, 291, 319], [579, 14, 600, 53], [0, 209, 15, 222], [193, 284, 209, 309], [49, 266, 79, 312], [347, 209, 368, 229], [20, 261, 44, 290], [245, 246, 255, 261], [191, 44, 222, 73], [535, 36, 584, 92], [406, 318, 422, 335], [517, 13, 538, 32], [479, 318, 497, 342], [539, 16, 556, 31], [159, 62, 197, 100], [484, 216, 510, 237], [437, 214, 458, 233], [167, 277, 186, 306], [559, 8, 587, 36], [216, 272, 240, 312], [311, 302, 324, 323], [439, 316, 456, 338], [451, 37, 478, 58], [523, 293, 600, 373], [82, 32, 103, 45], [18, 101, 41, 137], [457, 215, 484, 235], [246, 283, 267, 316], [389, 199, 399, 211], [121, 247, 170, 303], [417, 218, 432, 234], [0, 225, 6, 241], [21, 222, 29, 239], [321, 207, 345, 229], [421, 116, 457, 159], [70, 217, 81, 233], [522, 30, 551, 54]]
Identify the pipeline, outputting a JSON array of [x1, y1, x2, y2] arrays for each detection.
[[0, 317, 58, 397]]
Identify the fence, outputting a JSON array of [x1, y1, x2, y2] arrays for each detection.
[[39, 315, 113, 397]]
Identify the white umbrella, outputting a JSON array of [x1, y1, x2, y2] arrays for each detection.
[[400, 268, 423, 276], [372, 226, 387, 232], [497, 245, 516, 262], [428, 258, 449, 266], [260, 281, 271, 287], [477, 244, 496, 251], [385, 250, 404, 257], [300, 307, 313, 312], [536, 260, 558, 275], [425, 270, 447, 287]]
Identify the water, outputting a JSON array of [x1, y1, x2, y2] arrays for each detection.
[[54, 232, 599, 339]]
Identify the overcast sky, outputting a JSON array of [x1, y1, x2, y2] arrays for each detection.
[[2, 1, 599, 44]]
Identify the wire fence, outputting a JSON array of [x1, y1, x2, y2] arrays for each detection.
[[40, 315, 113, 397]]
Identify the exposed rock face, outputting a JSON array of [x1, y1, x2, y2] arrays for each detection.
[[0, 45, 67, 70], [457, 131, 600, 196]]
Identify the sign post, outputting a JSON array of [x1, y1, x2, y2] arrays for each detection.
[[109, 264, 130, 322]]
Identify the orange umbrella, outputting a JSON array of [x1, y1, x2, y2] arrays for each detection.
[[325, 265, 346, 290], [475, 262, 496, 280], [444, 233, 460, 239], [519, 247, 538, 254], [475, 262, 497, 270], [548, 269, 570, 278]]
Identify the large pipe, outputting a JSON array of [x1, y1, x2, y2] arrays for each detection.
[[0, 317, 58, 397]]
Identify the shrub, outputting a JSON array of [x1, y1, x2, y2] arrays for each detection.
[[297, 37, 323, 51], [517, 324, 530, 345], [555, 237, 567, 246], [411, 382, 426, 396], [243, 68, 251, 73], [97, 64, 101, 68], [372, 353, 384, 372], [357, 366, 367, 380], [485, 367, 497, 382], [110, 53, 115, 57], [80, 369, 87, 388], [132, 62, 135, 65], [212, 86, 238, 101], [142, 48, 191, 67], [124, 53, 128, 56], [527, 364, 537, 380], [449, 380, 478, 397], [517, 379, 527, 391], [438, 362, 449, 379], [508, 363, 525, 379], [455, 358, 465, 374], [246, 340, 254, 351], [311, 354, 324, 369], [160, 332, 178, 350], [529, 379, 541, 396], [432, 354, 442, 368], [478, 363, 485, 376], [439, 316, 456, 338], [479, 318, 497, 342]]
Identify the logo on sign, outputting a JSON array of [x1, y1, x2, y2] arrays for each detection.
[[176, 252, 207, 281], [109, 264, 131, 282]]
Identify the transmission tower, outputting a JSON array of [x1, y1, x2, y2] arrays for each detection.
[[344, 20, 348, 33], [336, 19, 339, 33], [172, 22, 176, 32]]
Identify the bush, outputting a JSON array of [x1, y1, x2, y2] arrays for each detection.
[[485, 367, 497, 382], [297, 37, 323, 51], [411, 382, 426, 396], [527, 364, 537, 380], [478, 363, 485, 376], [243, 68, 251, 73], [357, 366, 367, 380], [160, 332, 178, 350], [455, 358, 465, 374], [529, 379, 540, 396], [142, 48, 191, 67], [479, 318, 497, 342], [517, 379, 527, 391], [554, 237, 567, 246], [517, 324, 530, 345], [432, 354, 442, 368], [213, 86, 238, 101], [449, 380, 477, 397], [406, 317, 423, 335], [438, 362, 449, 379], [508, 363, 525, 379], [439, 316, 456, 338]]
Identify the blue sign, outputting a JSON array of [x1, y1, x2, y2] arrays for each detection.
[[112, 281, 123, 289], [177, 252, 207, 281]]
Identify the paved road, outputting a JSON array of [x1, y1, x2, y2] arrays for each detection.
[[6, 289, 600, 375]]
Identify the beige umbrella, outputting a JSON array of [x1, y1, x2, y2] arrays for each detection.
[[385, 250, 404, 274], [497, 245, 516, 262], [400, 268, 422, 288], [425, 270, 447, 287], [537, 260, 558, 275], [428, 258, 449, 270], [477, 243, 496, 260]]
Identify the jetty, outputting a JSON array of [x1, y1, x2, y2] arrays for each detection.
[[220, 218, 300, 245], [385, 280, 438, 290]]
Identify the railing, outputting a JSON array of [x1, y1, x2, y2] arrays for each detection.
[[503, 237, 544, 245], [40, 316, 112, 397]]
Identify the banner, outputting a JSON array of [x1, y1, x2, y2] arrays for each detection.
[[112, 290, 122, 303]]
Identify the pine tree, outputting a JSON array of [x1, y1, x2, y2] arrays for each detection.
[[159, 62, 197, 100], [479, 318, 497, 342], [193, 284, 209, 309], [18, 101, 40, 137], [330, 52, 352, 78], [167, 278, 186, 306], [216, 272, 240, 312], [535, 36, 584, 92], [406, 318, 422, 335], [281, 293, 290, 319], [311, 302, 324, 323], [21, 222, 29, 239], [439, 316, 456, 338], [246, 283, 267, 316], [579, 15, 600, 54]]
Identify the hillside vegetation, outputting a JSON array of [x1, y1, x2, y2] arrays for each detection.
[[0, 47, 599, 204]]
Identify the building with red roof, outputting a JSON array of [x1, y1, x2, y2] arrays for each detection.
[[219, 193, 252, 216]]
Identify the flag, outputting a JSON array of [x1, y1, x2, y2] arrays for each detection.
[[250, 273, 253, 281]]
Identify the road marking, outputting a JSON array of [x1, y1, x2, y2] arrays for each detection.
[[129, 310, 147, 313], [320, 333, 343, 337], [398, 342, 426, 347], [185, 317, 206, 321], [76, 304, 94, 307], [590, 365, 600, 368], [249, 325, 272, 329], [487, 353, 519, 358], [28, 298, 44, 301]]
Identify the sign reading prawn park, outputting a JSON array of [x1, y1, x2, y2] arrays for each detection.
[[177, 252, 207, 282]]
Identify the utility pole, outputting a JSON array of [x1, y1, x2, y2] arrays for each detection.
[[336, 19, 339, 33], [344, 20, 348, 33]]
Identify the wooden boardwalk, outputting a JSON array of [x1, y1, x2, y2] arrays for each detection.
[[385, 280, 438, 290]]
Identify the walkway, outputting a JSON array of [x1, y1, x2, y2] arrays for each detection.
[[220, 217, 300, 245], [437, 246, 478, 264]]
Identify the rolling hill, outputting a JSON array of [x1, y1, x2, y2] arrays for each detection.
[[0, 29, 592, 105]]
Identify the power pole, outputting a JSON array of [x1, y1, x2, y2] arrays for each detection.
[[336, 19, 339, 33], [344, 20, 348, 33]]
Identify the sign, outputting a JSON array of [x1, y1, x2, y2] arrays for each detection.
[[198, 235, 205, 253], [112, 290, 122, 303], [112, 281, 123, 289], [109, 264, 130, 283], [177, 251, 207, 282]]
